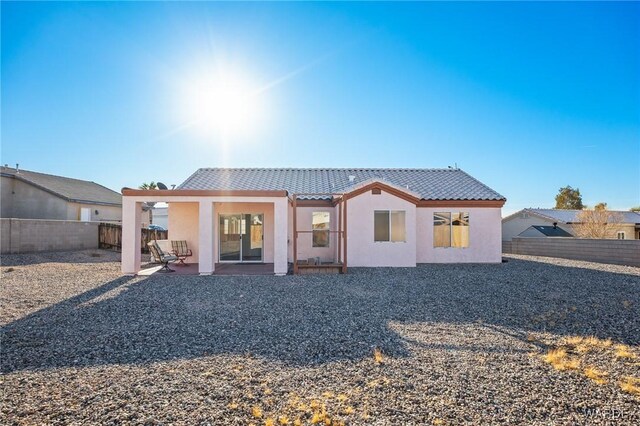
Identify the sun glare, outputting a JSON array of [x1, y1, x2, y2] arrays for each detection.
[[180, 68, 263, 137]]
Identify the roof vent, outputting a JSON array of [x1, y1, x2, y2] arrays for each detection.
[[348, 175, 356, 183]]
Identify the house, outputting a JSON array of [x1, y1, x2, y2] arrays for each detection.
[[517, 225, 573, 238], [121, 168, 506, 275], [1, 165, 151, 225], [150, 205, 168, 230], [502, 208, 640, 242]]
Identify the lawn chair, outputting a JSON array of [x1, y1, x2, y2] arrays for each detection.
[[147, 240, 177, 272], [171, 240, 193, 265]]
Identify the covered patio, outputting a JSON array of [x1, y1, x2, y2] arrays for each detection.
[[121, 189, 289, 276]]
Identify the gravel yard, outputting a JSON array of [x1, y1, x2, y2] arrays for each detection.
[[1, 250, 639, 425]]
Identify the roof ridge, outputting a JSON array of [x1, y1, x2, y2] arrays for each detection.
[[1, 166, 106, 186], [1, 166, 122, 204], [195, 167, 458, 171], [529, 207, 637, 214]]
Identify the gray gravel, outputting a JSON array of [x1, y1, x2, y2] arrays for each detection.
[[1, 251, 639, 425]]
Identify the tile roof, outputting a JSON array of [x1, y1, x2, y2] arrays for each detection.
[[525, 208, 640, 224], [1, 166, 122, 206], [178, 168, 505, 201]]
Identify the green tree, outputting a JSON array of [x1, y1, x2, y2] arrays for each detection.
[[594, 202, 607, 211], [139, 182, 158, 190], [554, 186, 584, 210], [631, 206, 640, 212]]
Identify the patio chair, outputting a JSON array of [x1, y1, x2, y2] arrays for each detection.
[[147, 240, 177, 272], [171, 240, 193, 265]]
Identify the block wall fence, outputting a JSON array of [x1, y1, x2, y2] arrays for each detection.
[[504, 237, 640, 267]]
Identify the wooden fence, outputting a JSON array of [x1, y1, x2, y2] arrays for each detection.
[[99, 222, 168, 253]]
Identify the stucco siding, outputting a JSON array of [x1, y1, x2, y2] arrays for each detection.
[[287, 202, 293, 262], [1, 176, 14, 217], [346, 190, 417, 267], [1, 177, 69, 220], [562, 223, 638, 239], [67, 202, 123, 222], [295, 206, 338, 263], [167, 202, 200, 263], [167, 201, 277, 265], [152, 207, 169, 229], [418, 207, 502, 263], [609, 224, 637, 240], [2, 176, 125, 222]]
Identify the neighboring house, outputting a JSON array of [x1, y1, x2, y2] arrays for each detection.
[[151, 205, 168, 230], [1, 166, 150, 225], [121, 168, 506, 275], [517, 225, 573, 238], [502, 208, 640, 242]]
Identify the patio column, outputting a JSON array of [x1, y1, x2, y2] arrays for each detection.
[[121, 198, 142, 275], [198, 200, 214, 275], [273, 197, 288, 275]]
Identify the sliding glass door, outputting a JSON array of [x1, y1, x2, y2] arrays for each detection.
[[219, 213, 263, 262], [219, 214, 242, 261]]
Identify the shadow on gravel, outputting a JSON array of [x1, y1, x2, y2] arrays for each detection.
[[0, 250, 122, 267], [1, 258, 638, 373]]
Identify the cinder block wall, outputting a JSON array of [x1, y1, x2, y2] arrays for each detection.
[[0, 218, 99, 254], [511, 237, 640, 267], [502, 241, 513, 253]]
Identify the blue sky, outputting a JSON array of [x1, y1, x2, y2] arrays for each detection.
[[2, 1, 639, 215]]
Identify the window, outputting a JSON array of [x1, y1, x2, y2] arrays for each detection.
[[433, 212, 451, 247], [80, 207, 91, 222], [374, 210, 406, 242], [434, 212, 469, 248], [312, 212, 330, 247], [617, 232, 625, 240]]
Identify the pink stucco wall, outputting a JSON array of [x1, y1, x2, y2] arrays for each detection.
[[416, 207, 502, 263], [167, 202, 200, 263], [162, 196, 502, 270], [168, 201, 275, 264], [295, 206, 339, 263], [346, 190, 417, 267]]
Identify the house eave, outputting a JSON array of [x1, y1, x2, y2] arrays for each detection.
[[417, 199, 506, 208], [121, 188, 289, 197], [4, 172, 121, 206]]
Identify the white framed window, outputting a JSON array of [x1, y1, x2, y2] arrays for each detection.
[[374, 210, 406, 242], [434, 212, 469, 248], [312, 212, 330, 247], [617, 231, 625, 240]]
